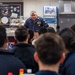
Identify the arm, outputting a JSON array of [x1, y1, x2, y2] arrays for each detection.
[[24, 19, 29, 28]]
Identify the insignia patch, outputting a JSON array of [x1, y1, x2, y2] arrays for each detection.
[[37, 22, 41, 26]]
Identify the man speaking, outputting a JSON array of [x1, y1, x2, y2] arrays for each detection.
[[24, 11, 48, 31]]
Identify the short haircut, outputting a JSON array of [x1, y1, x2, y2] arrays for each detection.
[[0, 26, 7, 47], [35, 33, 65, 65], [59, 28, 75, 51], [38, 27, 47, 35], [30, 11, 36, 14], [47, 27, 56, 33], [15, 26, 28, 42]]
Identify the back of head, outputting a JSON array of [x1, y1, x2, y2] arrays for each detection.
[[38, 27, 47, 35], [0, 26, 6, 47], [59, 28, 75, 51], [35, 33, 65, 65], [15, 26, 28, 42], [47, 27, 56, 33]]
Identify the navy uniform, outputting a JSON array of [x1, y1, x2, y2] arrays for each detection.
[[36, 70, 61, 75], [24, 16, 48, 31]]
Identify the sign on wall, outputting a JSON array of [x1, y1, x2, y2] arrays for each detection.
[[43, 6, 57, 31], [43, 6, 57, 16]]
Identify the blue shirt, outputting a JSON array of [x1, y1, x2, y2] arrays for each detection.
[[36, 70, 61, 75], [59, 50, 75, 75], [24, 17, 48, 31]]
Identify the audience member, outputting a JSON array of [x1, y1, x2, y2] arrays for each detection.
[[28, 30, 34, 44], [0, 26, 26, 75], [33, 30, 39, 40], [38, 27, 47, 35], [47, 27, 56, 33], [12, 26, 38, 73], [34, 33, 65, 75], [24, 11, 48, 31], [59, 28, 75, 75], [32, 30, 39, 45]]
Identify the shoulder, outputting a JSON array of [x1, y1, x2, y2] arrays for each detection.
[[66, 51, 75, 62], [26, 44, 35, 52], [61, 51, 75, 70], [12, 43, 35, 53], [26, 17, 31, 21]]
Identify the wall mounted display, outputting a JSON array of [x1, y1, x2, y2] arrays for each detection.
[[44, 6, 57, 16], [43, 6, 58, 31], [0, 2, 23, 26]]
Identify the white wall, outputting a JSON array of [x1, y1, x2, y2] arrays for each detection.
[[23, 0, 59, 18], [0, 0, 23, 2], [0, 0, 59, 18]]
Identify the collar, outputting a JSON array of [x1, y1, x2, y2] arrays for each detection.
[[14, 43, 34, 48], [36, 70, 60, 75]]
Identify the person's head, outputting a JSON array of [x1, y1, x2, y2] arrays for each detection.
[[15, 26, 29, 43], [28, 30, 34, 44], [0, 26, 8, 49], [30, 11, 38, 20], [38, 27, 47, 35], [34, 33, 65, 69], [47, 27, 56, 33], [59, 28, 75, 52], [71, 24, 75, 32]]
